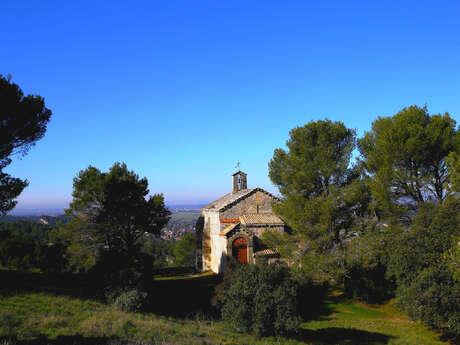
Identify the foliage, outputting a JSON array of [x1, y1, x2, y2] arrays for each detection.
[[173, 233, 196, 267], [387, 199, 460, 288], [217, 262, 300, 336], [89, 249, 155, 295], [35, 241, 69, 274], [398, 265, 460, 335], [55, 216, 97, 273], [212, 258, 242, 308], [0, 220, 52, 241], [269, 119, 356, 232], [267, 109, 459, 338], [446, 147, 460, 193], [386, 198, 460, 336], [66, 163, 171, 254], [342, 223, 396, 303], [358, 105, 457, 218], [0, 221, 68, 273], [140, 238, 174, 268], [109, 289, 148, 313], [268, 119, 372, 282], [63, 163, 171, 289], [343, 261, 393, 304], [0, 74, 51, 215], [0, 230, 38, 270]]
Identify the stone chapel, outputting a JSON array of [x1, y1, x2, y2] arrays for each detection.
[[195, 171, 289, 274]]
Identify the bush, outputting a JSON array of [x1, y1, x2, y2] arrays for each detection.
[[399, 265, 460, 336], [216, 261, 300, 336], [173, 233, 196, 267], [344, 262, 395, 304], [36, 241, 69, 273], [89, 249, 154, 293], [342, 224, 396, 304], [110, 289, 148, 312], [386, 198, 460, 337]]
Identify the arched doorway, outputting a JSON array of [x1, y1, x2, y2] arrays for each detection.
[[232, 237, 248, 264]]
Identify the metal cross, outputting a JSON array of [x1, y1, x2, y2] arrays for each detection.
[[235, 161, 240, 170]]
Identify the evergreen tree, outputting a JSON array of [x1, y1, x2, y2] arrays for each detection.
[[0, 74, 51, 215], [358, 105, 457, 218], [268, 119, 370, 280], [66, 163, 171, 256], [63, 163, 171, 289]]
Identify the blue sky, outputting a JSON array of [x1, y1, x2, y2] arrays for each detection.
[[1, 0, 460, 209]]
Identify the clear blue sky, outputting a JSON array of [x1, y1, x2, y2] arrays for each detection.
[[1, 0, 460, 209]]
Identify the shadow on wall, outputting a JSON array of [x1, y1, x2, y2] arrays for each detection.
[[218, 253, 232, 274]]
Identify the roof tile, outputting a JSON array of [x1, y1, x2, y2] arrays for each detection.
[[203, 188, 278, 211]]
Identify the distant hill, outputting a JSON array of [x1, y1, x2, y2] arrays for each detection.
[[8, 205, 207, 216], [7, 208, 65, 216], [0, 214, 70, 227], [167, 204, 206, 213], [2, 205, 203, 238]]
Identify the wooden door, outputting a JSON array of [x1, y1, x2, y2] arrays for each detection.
[[233, 237, 248, 264]]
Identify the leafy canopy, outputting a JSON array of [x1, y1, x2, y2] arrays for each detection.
[[386, 198, 460, 335], [65, 162, 171, 256], [358, 105, 457, 216], [0, 74, 51, 215], [173, 232, 196, 267], [268, 120, 369, 280], [269, 119, 357, 235]]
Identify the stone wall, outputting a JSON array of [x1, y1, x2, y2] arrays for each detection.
[[220, 190, 275, 221]]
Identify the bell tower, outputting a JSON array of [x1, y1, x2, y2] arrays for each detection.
[[232, 171, 247, 193]]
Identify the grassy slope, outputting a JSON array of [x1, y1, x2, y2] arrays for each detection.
[[0, 271, 448, 345], [301, 297, 446, 345]]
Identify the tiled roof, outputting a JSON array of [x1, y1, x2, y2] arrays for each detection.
[[254, 249, 279, 256], [203, 188, 278, 212], [219, 223, 239, 236], [239, 214, 284, 225]]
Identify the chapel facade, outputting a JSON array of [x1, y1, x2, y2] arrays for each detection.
[[195, 171, 288, 274]]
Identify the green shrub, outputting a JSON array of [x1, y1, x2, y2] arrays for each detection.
[[386, 198, 460, 337], [89, 249, 154, 293], [173, 233, 196, 267], [110, 289, 147, 312], [399, 265, 460, 336], [216, 261, 300, 336], [344, 262, 395, 303]]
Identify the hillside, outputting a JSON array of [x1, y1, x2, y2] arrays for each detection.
[[0, 212, 200, 241], [160, 212, 200, 240], [0, 215, 70, 227], [0, 269, 448, 345]]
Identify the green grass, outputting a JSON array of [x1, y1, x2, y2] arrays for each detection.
[[0, 270, 450, 345], [300, 296, 446, 345]]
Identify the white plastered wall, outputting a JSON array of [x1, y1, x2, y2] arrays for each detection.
[[208, 211, 227, 273]]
